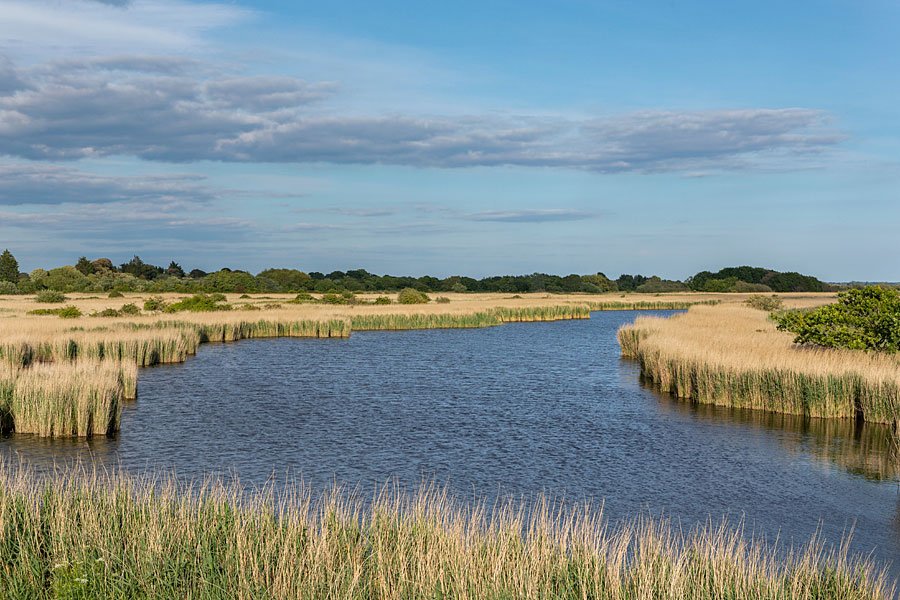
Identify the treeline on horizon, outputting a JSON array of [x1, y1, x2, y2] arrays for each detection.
[[0, 250, 838, 295]]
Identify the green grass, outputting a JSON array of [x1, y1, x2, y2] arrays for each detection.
[[0, 466, 892, 599]]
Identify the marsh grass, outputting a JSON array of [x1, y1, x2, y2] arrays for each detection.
[[0, 361, 133, 437], [618, 305, 900, 424], [0, 465, 891, 599], [586, 300, 720, 311]]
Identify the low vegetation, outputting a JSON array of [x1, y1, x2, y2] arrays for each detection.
[[397, 287, 430, 304], [774, 286, 900, 352], [0, 466, 891, 599], [745, 294, 784, 311], [618, 304, 900, 424]]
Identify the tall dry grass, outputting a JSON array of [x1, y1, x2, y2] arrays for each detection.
[[0, 361, 134, 437], [618, 305, 900, 423], [0, 463, 891, 599]]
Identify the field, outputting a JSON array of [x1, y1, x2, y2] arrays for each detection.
[[0, 463, 892, 599], [617, 304, 900, 425], [0, 290, 814, 439]]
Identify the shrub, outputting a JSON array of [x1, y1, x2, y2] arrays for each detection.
[[0, 281, 18, 295], [143, 296, 168, 312], [397, 288, 430, 304], [57, 306, 82, 319], [374, 296, 392, 305], [108, 290, 124, 298], [239, 294, 251, 299], [94, 308, 122, 318], [436, 296, 451, 304], [120, 303, 141, 315], [773, 286, 900, 352], [263, 303, 282, 309], [291, 292, 315, 304], [35, 290, 67, 303], [321, 291, 356, 305], [239, 303, 261, 311], [745, 295, 783, 312], [164, 293, 231, 313]]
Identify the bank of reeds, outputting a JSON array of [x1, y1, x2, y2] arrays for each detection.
[[0, 361, 134, 437], [352, 305, 590, 331], [586, 299, 720, 311], [0, 465, 891, 599], [618, 305, 900, 424]]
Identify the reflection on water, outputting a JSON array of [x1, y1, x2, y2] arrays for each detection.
[[652, 392, 899, 482], [1, 311, 898, 578]]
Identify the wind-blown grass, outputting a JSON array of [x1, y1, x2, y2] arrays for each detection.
[[0, 361, 134, 437], [586, 299, 720, 311], [618, 305, 900, 424], [0, 465, 892, 599]]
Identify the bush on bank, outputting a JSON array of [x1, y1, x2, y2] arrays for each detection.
[[773, 286, 900, 352]]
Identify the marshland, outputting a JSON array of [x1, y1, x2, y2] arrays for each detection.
[[1, 289, 899, 595]]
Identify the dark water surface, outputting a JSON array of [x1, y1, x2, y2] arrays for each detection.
[[2, 311, 899, 575]]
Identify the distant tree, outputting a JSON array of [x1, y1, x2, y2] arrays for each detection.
[[120, 256, 163, 280], [0, 249, 19, 284], [189, 268, 208, 279], [256, 268, 311, 291], [75, 256, 95, 275], [92, 258, 115, 272], [166, 261, 186, 278]]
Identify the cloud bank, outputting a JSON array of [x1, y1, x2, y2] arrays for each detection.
[[0, 55, 841, 173]]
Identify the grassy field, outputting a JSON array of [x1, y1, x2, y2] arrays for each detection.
[[0, 290, 796, 438], [0, 464, 891, 599], [618, 304, 900, 424]]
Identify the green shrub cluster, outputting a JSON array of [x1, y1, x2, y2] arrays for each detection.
[[163, 294, 231, 313], [35, 290, 67, 303], [143, 296, 168, 312], [745, 294, 783, 311], [397, 288, 430, 304], [773, 286, 900, 352], [27, 306, 82, 318]]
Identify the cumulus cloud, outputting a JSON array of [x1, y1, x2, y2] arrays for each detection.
[[463, 209, 595, 223], [0, 54, 842, 172]]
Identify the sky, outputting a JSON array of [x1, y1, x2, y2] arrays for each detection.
[[0, 0, 897, 280]]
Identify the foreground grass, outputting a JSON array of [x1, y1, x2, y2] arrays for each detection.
[[618, 305, 900, 424], [0, 465, 892, 600]]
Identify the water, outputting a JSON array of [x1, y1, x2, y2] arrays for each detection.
[[2, 311, 898, 575]]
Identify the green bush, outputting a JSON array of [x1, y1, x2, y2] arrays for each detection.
[[143, 296, 168, 312], [108, 290, 124, 298], [321, 291, 356, 305], [120, 303, 141, 315], [290, 292, 315, 304], [773, 286, 900, 352], [57, 306, 83, 319], [164, 293, 231, 313], [745, 295, 783, 311], [374, 296, 392, 305], [93, 308, 122, 318], [35, 290, 67, 303], [239, 303, 261, 311], [0, 281, 18, 295], [435, 296, 451, 304], [397, 288, 430, 304]]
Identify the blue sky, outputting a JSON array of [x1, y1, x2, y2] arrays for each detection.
[[0, 0, 897, 280]]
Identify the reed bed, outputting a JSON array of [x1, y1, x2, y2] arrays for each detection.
[[585, 300, 720, 311], [352, 305, 590, 331], [0, 361, 133, 437], [0, 464, 891, 599], [618, 305, 900, 423]]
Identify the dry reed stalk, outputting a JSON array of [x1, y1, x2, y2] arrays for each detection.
[[0, 464, 891, 599], [618, 305, 900, 424]]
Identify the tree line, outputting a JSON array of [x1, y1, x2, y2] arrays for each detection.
[[0, 250, 833, 295]]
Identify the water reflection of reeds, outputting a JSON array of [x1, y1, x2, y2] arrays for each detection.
[[651, 387, 899, 482]]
